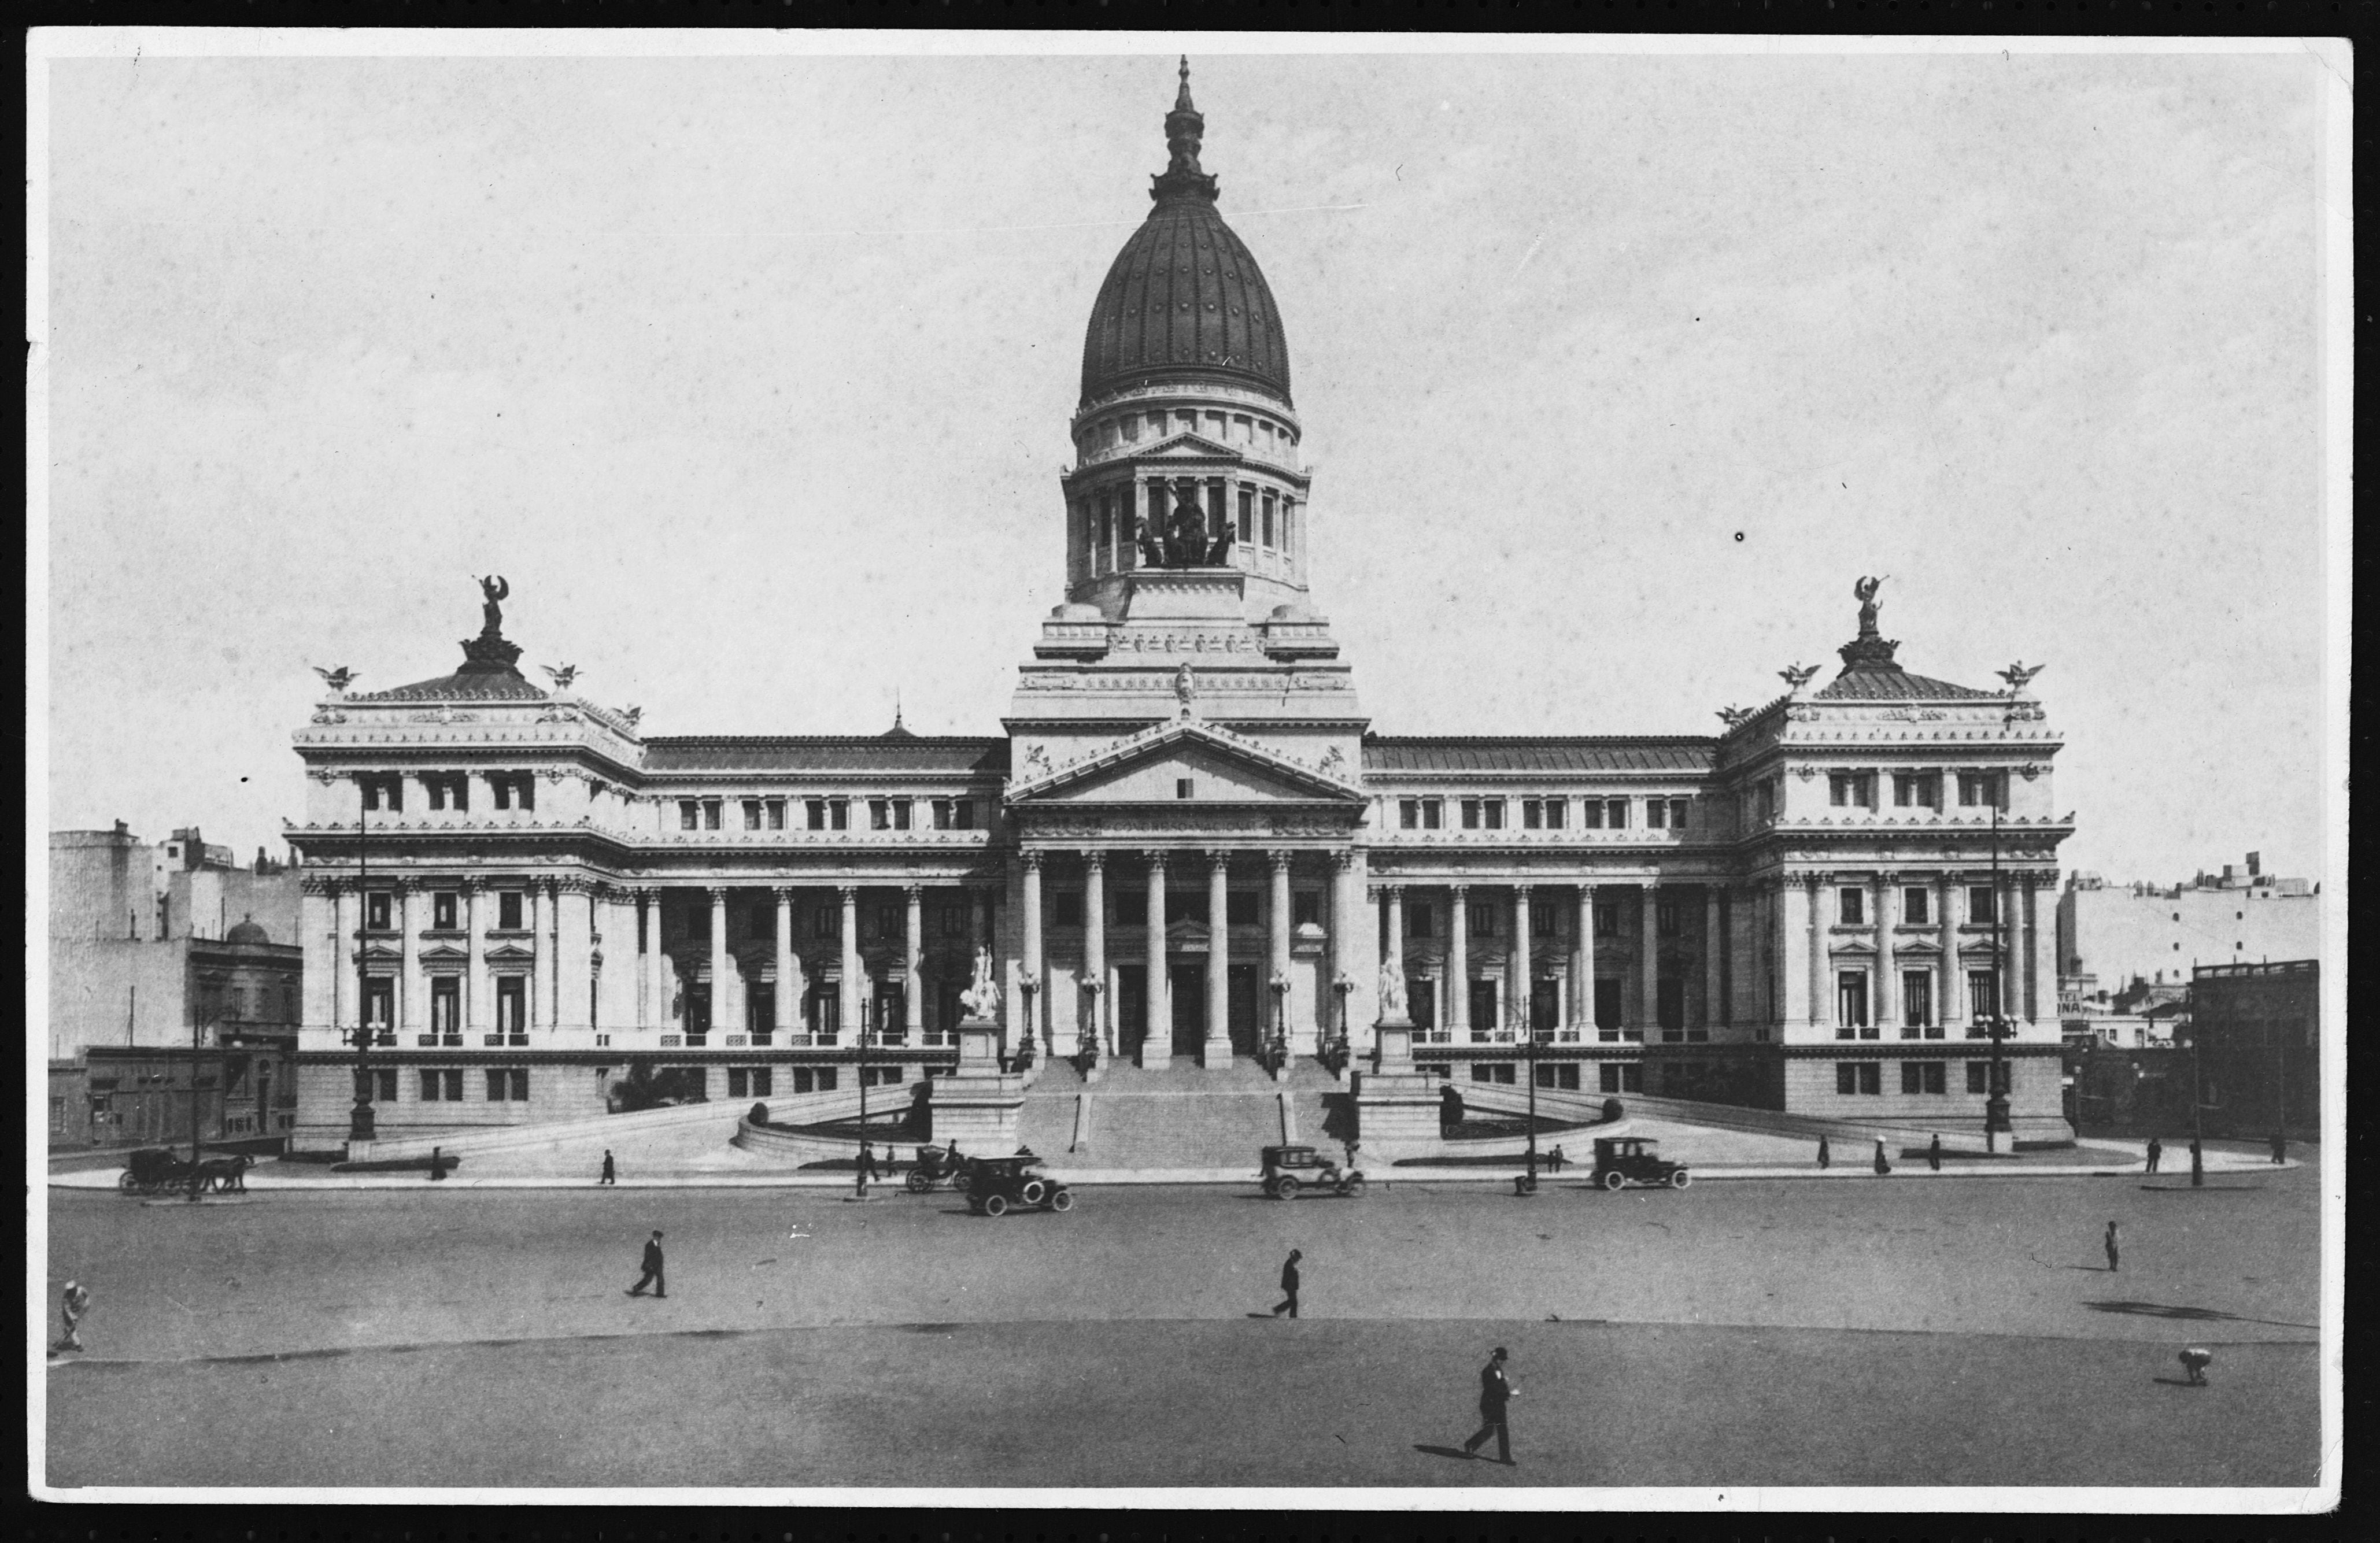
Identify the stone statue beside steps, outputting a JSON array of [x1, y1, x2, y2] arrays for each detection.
[[960, 944, 1000, 1020]]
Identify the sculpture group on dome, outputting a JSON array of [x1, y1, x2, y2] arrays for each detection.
[[1134, 483, 1236, 569]]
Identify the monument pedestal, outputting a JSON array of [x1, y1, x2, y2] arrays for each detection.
[[1354, 1015, 1442, 1160], [926, 1017, 1026, 1152]]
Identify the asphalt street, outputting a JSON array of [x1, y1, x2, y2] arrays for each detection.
[[45, 1164, 2320, 1490]]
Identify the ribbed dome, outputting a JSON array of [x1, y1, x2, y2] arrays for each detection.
[[224, 916, 272, 946], [1078, 62, 1292, 409], [1080, 201, 1291, 408]]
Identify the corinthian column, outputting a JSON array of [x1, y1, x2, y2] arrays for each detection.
[[838, 885, 862, 1045], [1269, 851, 1294, 1048], [1141, 853, 1170, 1069], [1082, 854, 1108, 1057], [1510, 886, 1532, 1040], [904, 884, 926, 1045], [774, 887, 797, 1039], [1572, 885, 1595, 1038], [397, 882, 422, 1034], [1446, 883, 1469, 1040], [707, 886, 730, 1042], [464, 880, 488, 1034], [1204, 852, 1232, 1066]]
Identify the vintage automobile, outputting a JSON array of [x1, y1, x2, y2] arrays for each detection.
[[1591, 1136, 1690, 1191], [1258, 1144, 1367, 1200], [962, 1154, 1073, 1217], [905, 1144, 969, 1194]]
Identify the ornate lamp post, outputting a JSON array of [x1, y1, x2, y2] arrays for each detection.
[[1267, 970, 1290, 1074], [1983, 782, 2011, 1152], [1522, 1003, 1541, 1192], [1329, 971, 1355, 1074], [349, 771, 378, 1149], [1017, 970, 1039, 1067]]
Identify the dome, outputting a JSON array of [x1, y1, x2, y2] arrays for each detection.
[[1078, 63, 1292, 409], [224, 916, 272, 946]]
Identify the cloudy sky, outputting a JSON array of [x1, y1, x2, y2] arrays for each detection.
[[34, 38, 2341, 886]]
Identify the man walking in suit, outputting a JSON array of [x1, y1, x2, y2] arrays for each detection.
[[599, 1149, 616, 1186], [627, 1230, 666, 1298], [1272, 1249, 1302, 1318], [2103, 1220, 2121, 1272], [2145, 1136, 2162, 1173], [1462, 1346, 1516, 1465]]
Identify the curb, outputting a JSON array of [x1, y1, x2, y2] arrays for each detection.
[[49, 1157, 2294, 1193]]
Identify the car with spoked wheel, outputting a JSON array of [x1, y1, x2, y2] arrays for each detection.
[[961, 1154, 1074, 1216], [1258, 1144, 1367, 1200]]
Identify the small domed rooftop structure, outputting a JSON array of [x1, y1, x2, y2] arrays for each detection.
[[224, 915, 272, 946], [1078, 60, 1292, 409]]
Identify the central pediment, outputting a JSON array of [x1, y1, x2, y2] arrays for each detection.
[[1008, 719, 1362, 809]]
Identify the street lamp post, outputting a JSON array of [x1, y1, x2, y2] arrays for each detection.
[[1523, 1007, 1540, 1192], [349, 775, 376, 1149], [1982, 777, 2012, 1152]]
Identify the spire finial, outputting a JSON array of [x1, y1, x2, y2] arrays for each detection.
[[894, 687, 904, 732], [1152, 57, 1218, 203]]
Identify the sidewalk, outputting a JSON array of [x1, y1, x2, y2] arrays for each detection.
[[49, 1146, 2294, 1192]]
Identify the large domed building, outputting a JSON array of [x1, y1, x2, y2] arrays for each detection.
[[283, 65, 2074, 1161]]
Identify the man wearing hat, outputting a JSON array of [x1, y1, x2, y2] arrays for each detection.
[[1462, 1346, 1517, 1465], [57, 1279, 92, 1354], [626, 1230, 667, 1298]]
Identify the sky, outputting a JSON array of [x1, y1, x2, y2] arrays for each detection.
[[34, 40, 2340, 887]]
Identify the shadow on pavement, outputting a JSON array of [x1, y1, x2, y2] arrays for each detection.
[[1412, 1444, 1478, 1464], [2152, 1377, 2208, 1389], [2085, 1301, 2316, 1331]]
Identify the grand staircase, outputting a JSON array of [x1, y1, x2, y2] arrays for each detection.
[[1017, 1057, 1356, 1170]]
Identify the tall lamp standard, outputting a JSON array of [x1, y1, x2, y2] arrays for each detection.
[[1982, 775, 2012, 1153], [350, 771, 378, 1150], [1522, 1002, 1541, 1192]]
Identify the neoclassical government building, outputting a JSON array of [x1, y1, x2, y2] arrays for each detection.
[[286, 68, 2074, 1151]]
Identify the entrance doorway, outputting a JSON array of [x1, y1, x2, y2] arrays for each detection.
[[1228, 963, 1261, 1055], [1469, 979, 1500, 1039], [1117, 965, 1148, 1058], [1531, 979, 1561, 1037], [1169, 964, 1205, 1056]]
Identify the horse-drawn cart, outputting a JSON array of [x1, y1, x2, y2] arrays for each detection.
[[118, 1147, 253, 1196]]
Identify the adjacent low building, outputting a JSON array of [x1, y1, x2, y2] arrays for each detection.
[[47, 824, 302, 1150]]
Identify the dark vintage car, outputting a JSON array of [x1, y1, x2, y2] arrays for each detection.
[[1258, 1144, 1366, 1200], [962, 1154, 1073, 1217], [906, 1144, 969, 1194], [1591, 1136, 1690, 1191]]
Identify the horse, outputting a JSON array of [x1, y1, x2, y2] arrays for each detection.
[[199, 1154, 253, 1193]]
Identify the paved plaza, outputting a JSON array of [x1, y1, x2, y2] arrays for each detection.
[[44, 1161, 2320, 1490]]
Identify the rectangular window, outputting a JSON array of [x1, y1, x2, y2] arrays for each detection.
[[1894, 772, 1945, 809], [951, 800, 974, 829], [1177, 778, 1196, 800], [1957, 771, 2006, 808], [1115, 890, 1147, 927], [1399, 798, 1420, 830], [1967, 1060, 1991, 1094], [1522, 798, 1543, 829], [1460, 799, 1481, 829], [1917, 1061, 1947, 1094], [1968, 971, 2000, 1023], [1482, 799, 1504, 829], [1053, 892, 1083, 928], [765, 798, 785, 830], [1294, 891, 1322, 928], [365, 891, 392, 930], [1594, 902, 1618, 938], [1581, 800, 1605, 829], [805, 800, 827, 830], [496, 975, 527, 1034], [1903, 886, 1930, 924], [1657, 902, 1680, 938], [486, 1068, 529, 1101], [1606, 799, 1629, 828], [1669, 799, 1689, 828], [1593, 976, 1623, 1033], [1657, 978, 1685, 1032], [1598, 1062, 1644, 1093], [1838, 971, 1870, 1031], [830, 800, 849, 830], [1408, 902, 1434, 939], [1467, 899, 1497, 936], [491, 775, 512, 811], [498, 891, 524, 930], [680, 800, 700, 831], [1901, 1061, 1923, 1094], [728, 1067, 748, 1098], [1836, 1061, 1882, 1096], [811, 904, 833, 938], [875, 904, 901, 941], [1418, 798, 1442, 829], [363, 976, 393, 1028], [430, 976, 460, 1033], [1165, 890, 1207, 926], [1470, 1063, 1518, 1085], [1262, 493, 1276, 547], [1902, 971, 1934, 1031], [940, 902, 967, 938], [1237, 487, 1254, 541], [1226, 891, 1259, 926], [1754, 781, 1775, 820], [743, 800, 763, 831], [703, 799, 722, 830], [420, 1069, 444, 1101], [870, 800, 890, 830], [1839, 887, 1865, 926], [1531, 904, 1555, 938], [1647, 799, 1668, 829], [1968, 886, 1996, 924]]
